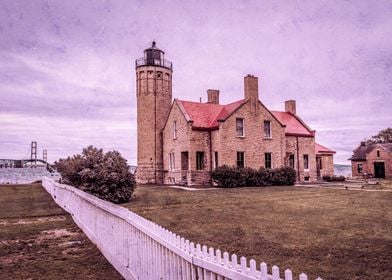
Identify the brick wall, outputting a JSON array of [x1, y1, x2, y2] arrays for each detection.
[[319, 154, 334, 178], [286, 136, 317, 181], [136, 66, 172, 184], [352, 147, 392, 179], [213, 100, 286, 169], [162, 101, 191, 185]]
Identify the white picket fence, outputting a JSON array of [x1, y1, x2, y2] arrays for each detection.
[[42, 177, 322, 280]]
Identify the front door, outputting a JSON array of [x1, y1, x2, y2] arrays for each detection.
[[374, 162, 385, 178]]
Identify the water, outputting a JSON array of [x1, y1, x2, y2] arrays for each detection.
[[0, 167, 60, 184], [334, 164, 352, 177]]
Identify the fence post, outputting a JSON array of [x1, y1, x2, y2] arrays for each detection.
[[260, 262, 268, 280], [299, 273, 308, 280], [272, 265, 280, 280], [285, 269, 293, 280]]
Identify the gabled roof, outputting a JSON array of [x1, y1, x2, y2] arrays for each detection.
[[177, 99, 246, 130], [350, 143, 392, 161], [270, 111, 315, 137], [316, 143, 336, 154]]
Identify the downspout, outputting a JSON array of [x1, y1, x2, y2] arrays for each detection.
[[296, 136, 300, 181], [209, 130, 213, 185]]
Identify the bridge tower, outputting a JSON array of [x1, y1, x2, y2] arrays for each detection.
[[43, 149, 47, 162], [31, 141, 37, 167], [135, 42, 173, 184]]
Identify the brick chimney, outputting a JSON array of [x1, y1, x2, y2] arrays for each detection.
[[207, 89, 219, 104], [285, 100, 296, 115], [244, 74, 259, 115]]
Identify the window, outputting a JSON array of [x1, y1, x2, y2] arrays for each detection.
[[196, 152, 204, 170], [236, 118, 244, 137], [181, 152, 189, 170], [303, 154, 309, 170], [169, 153, 175, 170], [288, 154, 295, 169], [214, 151, 219, 169], [357, 163, 363, 174], [264, 120, 271, 138], [265, 153, 272, 169], [237, 152, 245, 168], [173, 121, 177, 139], [377, 150, 380, 158]]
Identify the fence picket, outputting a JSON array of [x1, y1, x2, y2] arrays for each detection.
[[42, 177, 323, 280]]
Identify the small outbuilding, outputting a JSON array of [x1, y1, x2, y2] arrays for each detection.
[[349, 142, 392, 179]]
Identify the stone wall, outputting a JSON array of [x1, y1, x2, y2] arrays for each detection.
[[213, 100, 286, 170], [286, 136, 317, 181], [351, 147, 392, 179], [136, 66, 172, 184], [319, 154, 334, 178]]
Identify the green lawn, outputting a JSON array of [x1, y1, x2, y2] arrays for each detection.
[[0, 183, 123, 280], [124, 185, 392, 280]]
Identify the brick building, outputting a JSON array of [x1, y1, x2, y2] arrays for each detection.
[[135, 43, 335, 185], [349, 142, 392, 179]]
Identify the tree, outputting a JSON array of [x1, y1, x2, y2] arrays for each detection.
[[366, 127, 392, 144], [54, 146, 135, 204]]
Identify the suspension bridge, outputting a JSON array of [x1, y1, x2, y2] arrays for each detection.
[[0, 141, 52, 169]]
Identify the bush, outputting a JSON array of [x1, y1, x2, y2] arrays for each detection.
[[322, 175, 346, 182], [322, 175, 332, 182], [54, 146, 135, 204], [211, 165, 296, 188]]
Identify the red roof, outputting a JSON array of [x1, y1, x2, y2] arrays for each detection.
[[271, 111, 314, 137], [316, 143, 336, 154], [178, 99, 245, 129]]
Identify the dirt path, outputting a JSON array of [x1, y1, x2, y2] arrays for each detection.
[[0, 183, 123, 280]]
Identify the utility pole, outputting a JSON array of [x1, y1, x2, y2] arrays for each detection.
[[43, 149, 47, 162], [31, 141, 37, 167]]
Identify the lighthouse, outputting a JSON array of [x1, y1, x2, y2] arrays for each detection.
[[135, 42, 173, 184]]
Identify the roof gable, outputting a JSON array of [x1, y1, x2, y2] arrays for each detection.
[[271, 111, 314, 137], [316, 143, 335, 154], [349, 143, 392, 161], [177, 99, 246, 129]]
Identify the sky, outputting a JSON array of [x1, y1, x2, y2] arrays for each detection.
[[0, 0, 391, 165]]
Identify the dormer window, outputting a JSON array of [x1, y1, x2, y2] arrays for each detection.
[[236, 118, 244, 137]]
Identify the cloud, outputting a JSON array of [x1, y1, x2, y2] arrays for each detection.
[[0, 0, 391, 166]]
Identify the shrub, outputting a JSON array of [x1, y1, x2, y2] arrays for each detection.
[[333, 175, 346, 181], [322, 175, 332, 182], [322, 175, 346, 182], [210, 165, 246, 188], [211, 166, 296, 188], [271, 167, 297, 186], [54, 146, 135, 204]]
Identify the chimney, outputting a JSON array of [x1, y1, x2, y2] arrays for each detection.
[[244, 74, 259, 115], [285, 100, 296, 115], [360, 141, 366, 146], [207, 89, 219, 104]]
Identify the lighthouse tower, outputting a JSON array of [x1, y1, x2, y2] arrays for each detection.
[[135, 42, 173, 184]]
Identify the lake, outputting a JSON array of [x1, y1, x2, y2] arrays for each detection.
[[0, 167, 60, 184]]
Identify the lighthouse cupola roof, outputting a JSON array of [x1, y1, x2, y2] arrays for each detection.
[[135, 41, 173, 71]]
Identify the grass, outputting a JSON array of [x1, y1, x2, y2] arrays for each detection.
[[0, 183, 123, 280], [124, 185, 392, 280]]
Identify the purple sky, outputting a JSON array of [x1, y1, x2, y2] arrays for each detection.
[[0, 0, 391, 165]]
